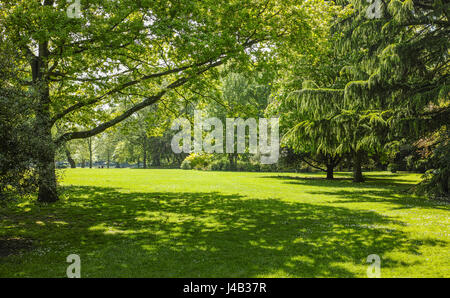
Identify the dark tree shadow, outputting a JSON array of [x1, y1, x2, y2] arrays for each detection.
[[260, 175, 449, 210], [2, 185, 446, 277]]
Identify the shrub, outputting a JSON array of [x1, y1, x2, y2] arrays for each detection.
[[208, 159, 231, 171], [236, 161, 260, 172], [181, 153, 212, 170], [260, 163, 278, 172], [405, 155, 427, 173], [417, 139, 449, 200], [180, 159, 191, 170]]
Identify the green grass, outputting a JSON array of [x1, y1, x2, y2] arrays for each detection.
[[1, 169, 449, 277]]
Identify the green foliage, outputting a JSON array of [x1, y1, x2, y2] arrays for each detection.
[[0, 45, 39, 203], [208, 159, 232, 171], [180, 159, 192, 170], [1, 0, 313, 142], [417, 131, 450, 200], [335, 0, 450, 196], [273, 0, 448, 186], [236, 161, 261, 172], [181, 153, 212, 170], [387, 163, 399, 173]]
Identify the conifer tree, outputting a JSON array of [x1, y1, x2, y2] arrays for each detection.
[[335, 0, 449, 195]]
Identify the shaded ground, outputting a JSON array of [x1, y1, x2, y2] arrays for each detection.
[[0, 238, 33, 257], [260, 174, 448, 210]]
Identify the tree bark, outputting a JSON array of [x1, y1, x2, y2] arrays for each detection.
[[326, 164, 334, 179], [65, 147, 76, 168], [35, 110, 58, 202], [33, 36, 58, 203], [353, 151, 364, 182], [35, 82, 58, 202], [325, 155, 342, 180], [37, 143, 58, 203]]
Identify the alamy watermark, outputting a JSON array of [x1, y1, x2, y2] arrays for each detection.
[[67, 0, 381, 20], [66, 254, 81, 278], [67, 0, 81, 19], [171, 110, 279, 164], [366, 254, 381, 278], [366, 0, 383, 19]]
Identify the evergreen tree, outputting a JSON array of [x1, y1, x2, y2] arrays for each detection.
[[271, 1, 389, 181], [335, 0, 449, 195]]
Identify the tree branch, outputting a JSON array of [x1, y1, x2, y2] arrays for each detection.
[[50, 57, 227, 125], [300, 155, 327, 172], [54, 59, 225, 145]]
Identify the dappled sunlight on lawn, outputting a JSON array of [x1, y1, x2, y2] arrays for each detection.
[[1, 170, 448, 277]]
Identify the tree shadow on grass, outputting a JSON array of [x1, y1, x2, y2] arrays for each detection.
[[260, 174, 414, 186], [308, 188, 449, 211], [1, 185, 444, 277], [260, 175, 449, 210]]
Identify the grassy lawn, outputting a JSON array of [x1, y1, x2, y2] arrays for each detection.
[[1, 169, 448, 277]]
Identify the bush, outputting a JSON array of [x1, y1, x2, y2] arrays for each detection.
[[260, 163, 278, 172], [405, 155, 427, 173], [417, 139, 449, 200], [180, 159, 191, 170], [208, 159, 231, 171], [236, 161, 260, 172], [180, 153, 212, 170]]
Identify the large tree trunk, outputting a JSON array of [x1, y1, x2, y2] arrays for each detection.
[[35, 97, 58, 202], [325, 155, 334, 179], [35, 89, 57, 203], [33, 38, 58, 203], [325, 155, 342, 180], [326, 164, 334, 179], [37, 144, 58, 203], [353, 151, 364, 182]]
